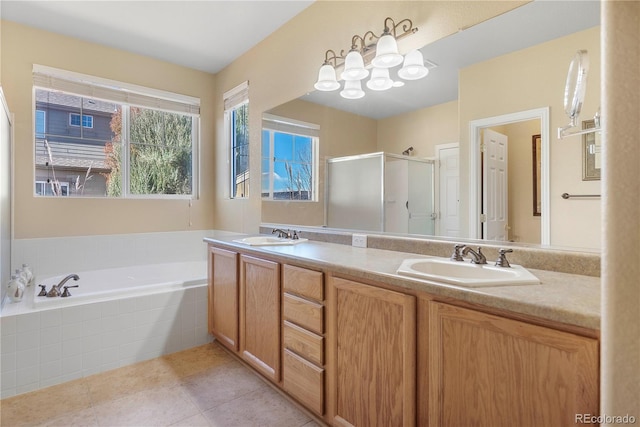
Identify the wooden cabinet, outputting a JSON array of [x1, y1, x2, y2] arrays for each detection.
[[282, 264, 326, 417], [428, 301, 599, 427], [329, 276, 416, 427], [207, 246, 239, 351], [239, 255, 281, 382], [206, 242, 600, 427]]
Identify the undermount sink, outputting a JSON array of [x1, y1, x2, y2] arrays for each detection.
[[232, 236, 309, 246], [396, 257, 540, 287]]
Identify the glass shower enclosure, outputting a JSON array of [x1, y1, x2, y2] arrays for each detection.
[[325, 152, 435, 235]]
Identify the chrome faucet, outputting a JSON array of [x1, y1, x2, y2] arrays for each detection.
[[46, 274, 79, 297], [450, 244, 466, 261], [272, 228, 292, 239], [495, 248, 513, 267], [462, 246, 487, 264]]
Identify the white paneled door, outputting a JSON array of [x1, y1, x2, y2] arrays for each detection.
[[482, 129, 508, 241], [435, 143, 460, 237]]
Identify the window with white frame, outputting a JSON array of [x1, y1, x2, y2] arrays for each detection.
[[261, 114, 319, 201], [33, 65, 200, 198], [224, 82, 249, 199], [35, 180, 69, 196], [69, 113, 93, 128]]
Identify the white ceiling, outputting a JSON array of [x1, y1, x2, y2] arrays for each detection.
[[302, 0, 601, 119], [1, 0, 314, 74]]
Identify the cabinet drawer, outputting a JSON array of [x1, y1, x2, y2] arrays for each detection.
[[283, 320, 324, 366], [283, 265, 324, 302], [283, 349, 324, 415], [283, 293, 323, 335]]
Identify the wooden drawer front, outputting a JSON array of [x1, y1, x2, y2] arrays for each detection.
[[284, 293, 324, 335], [283, 349, 324, 415], [283, 320, 324, 366], [283, 264, 324, 302]]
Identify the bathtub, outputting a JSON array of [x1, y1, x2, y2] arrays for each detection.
[[32, 261, 207, 309], [1, 260, 211, 398]]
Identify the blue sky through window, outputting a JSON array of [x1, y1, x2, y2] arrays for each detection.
[[262, 129, 314, 198]]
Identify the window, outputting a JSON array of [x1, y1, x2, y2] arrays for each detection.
[[261, 114, 319, 201], [224, 82, 249, 199], [36, 180, 69, 196], [69, 113, 93, 128], [33, 65, 200, 198]]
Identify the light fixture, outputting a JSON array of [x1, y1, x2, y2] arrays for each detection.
[[314, 63, 340, 91], [398, 49, 429, 80], [314, 17, 428, 99], [341, 50, 369, 81], [340, 80, 365, 99], [366, 68, 393, 91], [371, 31, 403, 69]]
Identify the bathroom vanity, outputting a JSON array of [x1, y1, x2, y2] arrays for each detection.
[[204, 232, 599, 426]]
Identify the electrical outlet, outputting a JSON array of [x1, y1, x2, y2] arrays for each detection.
[[352, 233, 367, 248]]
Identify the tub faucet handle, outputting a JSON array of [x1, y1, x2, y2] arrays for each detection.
[[61, 285, 79, 298], [37, 284, 48, 297]]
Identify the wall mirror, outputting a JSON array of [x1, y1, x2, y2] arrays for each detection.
[[261, 0, 601, 251]]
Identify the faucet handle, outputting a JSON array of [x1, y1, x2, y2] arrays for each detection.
[[451, 244, 466, 261], [292, 231, 299, 240], [37, 284, 48, 297], [495, 248, 513, 268], [61, 285, 79, 298]]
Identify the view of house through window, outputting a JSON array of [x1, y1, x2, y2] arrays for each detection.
[[225, 81, 250, 199], [261, 115, 318, 201], [33, 69, 199, 198]]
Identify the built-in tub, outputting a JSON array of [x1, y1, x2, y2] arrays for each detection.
[[0, 260, 211, 399], [33, 261, 207, 309]]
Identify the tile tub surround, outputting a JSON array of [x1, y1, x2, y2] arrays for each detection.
[[0, 343, 321, 427], [260, 224, 601, 277], [0, 285, 211, 399], [10, 229, 225, 280]]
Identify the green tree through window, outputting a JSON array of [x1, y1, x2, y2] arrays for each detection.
[[106, 107, 193, 196]]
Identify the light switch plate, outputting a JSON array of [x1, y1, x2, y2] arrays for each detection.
[[352, 234, 367, 248]]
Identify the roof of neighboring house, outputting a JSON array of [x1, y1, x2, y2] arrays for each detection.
[[35, 140, 110, 171], [35, 90, 118, 115]]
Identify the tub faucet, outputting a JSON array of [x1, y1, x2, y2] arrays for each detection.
[[462, 246, 487, 265], [47, 274, 79, 297]]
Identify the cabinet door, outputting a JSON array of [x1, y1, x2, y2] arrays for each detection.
[[208, 246, 238, 351], [429, 301, 599, 427], [240, 255, 281, 382], [330, 277, 416, 427]]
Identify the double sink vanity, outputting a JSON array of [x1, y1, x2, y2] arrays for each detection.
[[204, 230, 600, 426]]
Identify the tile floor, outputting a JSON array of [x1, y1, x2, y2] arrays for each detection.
[[0, 342, 320, 427]]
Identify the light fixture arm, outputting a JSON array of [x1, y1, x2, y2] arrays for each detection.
[[320, 17, 418, 70]]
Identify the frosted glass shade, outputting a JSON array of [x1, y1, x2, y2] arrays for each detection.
[[340, 80, 365, 99], [341, 50, 369, 81], [371, 34, 403, 68], [398, 49, 429, 80], [314, 64, 340, 91], [366, 68, 393, 91]]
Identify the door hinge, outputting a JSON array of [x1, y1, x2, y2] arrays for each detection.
[[480, 142, 486, 153], [480, 214, 487, 223]]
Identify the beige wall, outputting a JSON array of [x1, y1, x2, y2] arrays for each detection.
[[262, 99, 377, 226], [1, 20, 216, 238], [602, 1, 640, 420], [212, 1, 525, 233], [377, 100, 458, 157], [459, 26, 601, 249]]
